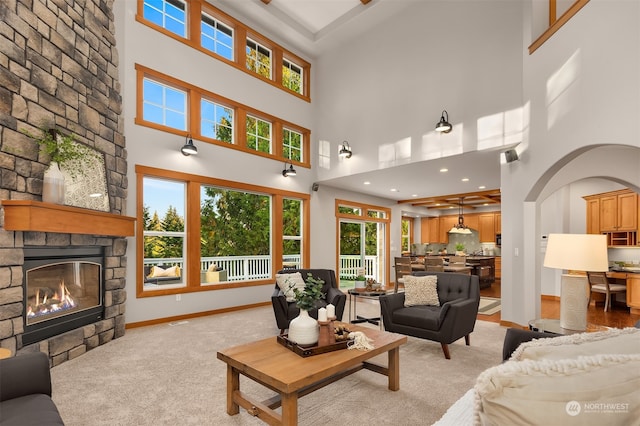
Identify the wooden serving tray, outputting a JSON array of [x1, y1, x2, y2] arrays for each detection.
[[277, 334, 352, 357]]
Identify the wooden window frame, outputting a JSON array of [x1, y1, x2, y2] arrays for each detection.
[[135, 64, 310, 167], [401, 216, 414, 254], [136, 0, 311, 102], [136, 165, 310, 298], [334, 199, 391, 285], [529, 0, 590, 54]]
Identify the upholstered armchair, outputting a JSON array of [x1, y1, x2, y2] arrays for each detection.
[[271, 269, 346, 334], [379, 271, 480, 359]]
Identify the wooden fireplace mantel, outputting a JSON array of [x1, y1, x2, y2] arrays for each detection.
[[1, 200, 135, 237]]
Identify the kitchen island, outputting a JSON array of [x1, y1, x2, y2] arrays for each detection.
[[410, 255, 496, 288]]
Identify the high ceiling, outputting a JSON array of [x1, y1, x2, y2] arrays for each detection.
[[217, 0, 508, 212]]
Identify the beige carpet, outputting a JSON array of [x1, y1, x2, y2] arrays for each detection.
[[51, 303, 506, 425]]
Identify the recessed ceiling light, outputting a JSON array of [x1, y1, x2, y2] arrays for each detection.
[[364, 181, 370, 185], [440, 168, 448, 173], [436, 203, 441, 206], [412, 194, 418, 197], [461, 178, 469, 182], [390, 188, 399, 192], [478, 185, 486, 189], [483, 203, 489, 206]]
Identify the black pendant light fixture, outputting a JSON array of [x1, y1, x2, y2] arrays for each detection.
[[282, 162, 297, 177], [435, 110, 453, 133], [181, 134, 198, 156], [339, 141, 352, 158], [449, 197, 472, 234]]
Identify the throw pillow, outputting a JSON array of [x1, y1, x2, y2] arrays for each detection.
[[275, 272, 306, 302], [404, 275, 439, 307], [149, 265, 180, 277]]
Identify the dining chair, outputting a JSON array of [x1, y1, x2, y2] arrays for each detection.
[[586, 271, 626, 312], [425, 257, 445, 272], [394, 257, 413, 293]]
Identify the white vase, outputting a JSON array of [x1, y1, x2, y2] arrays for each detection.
[[42, 161, 65, 204], [355, 279, 366, 289], [288, 309, 319, 347]]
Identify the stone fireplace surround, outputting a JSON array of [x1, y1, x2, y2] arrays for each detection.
[[0, 0, 128, 367]]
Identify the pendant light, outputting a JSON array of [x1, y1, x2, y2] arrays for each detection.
[[449, 197, 472, 234]]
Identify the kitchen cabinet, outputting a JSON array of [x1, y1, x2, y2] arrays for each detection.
[[585, 197, 600, 234], [464, 214, 479, 232], [584, 189, 638, 246], [495, 256, 501, 279], [626, 275, 640, 315], [478, 214, 496, 243], [600, 191, 637, 232], [420, 217, 440, 244], [495, 213, 501, 235], [439, 215, 458, 243]]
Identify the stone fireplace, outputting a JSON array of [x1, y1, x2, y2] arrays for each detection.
[[0, 0, 129, 366]]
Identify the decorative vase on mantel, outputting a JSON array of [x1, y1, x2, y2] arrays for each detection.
[[288, 309, 319, 347], [42, 161, 65, 204]]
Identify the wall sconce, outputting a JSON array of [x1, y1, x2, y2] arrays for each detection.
[[339, 141, 352, 158], [282, 162, 297, 177], [435, 110, 452, 133], [503, 148, 519, 163], [181, 135, 198, 156]]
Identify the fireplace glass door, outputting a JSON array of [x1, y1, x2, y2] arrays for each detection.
[[26, 260, 102, 326]]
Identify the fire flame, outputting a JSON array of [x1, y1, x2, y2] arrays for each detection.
[[27, 279, 77, 318]]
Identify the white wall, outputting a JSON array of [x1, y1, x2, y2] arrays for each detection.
[[114, 1, 317, 323], [501, 0, 640, 326]]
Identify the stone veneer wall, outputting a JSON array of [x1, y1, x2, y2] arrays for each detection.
[[0, 0, 126, 366]]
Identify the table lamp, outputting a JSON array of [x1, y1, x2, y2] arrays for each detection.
[[542, 233, 608, 331]]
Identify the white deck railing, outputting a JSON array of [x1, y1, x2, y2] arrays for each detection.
[[144, 254, 381, 283]]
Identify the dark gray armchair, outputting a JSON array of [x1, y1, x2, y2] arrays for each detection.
[[379, 271, 480, 359], [271, 269, 346, 334]]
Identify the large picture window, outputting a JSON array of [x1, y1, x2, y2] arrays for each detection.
[[137, 166, 310, 297]]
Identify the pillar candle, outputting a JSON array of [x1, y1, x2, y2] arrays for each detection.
[[326, 304, 335, 318], [317, 307, 328, 322]]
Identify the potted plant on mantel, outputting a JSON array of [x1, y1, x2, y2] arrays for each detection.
[[287, 274, 325, 347], [22, 126, 98, 205]]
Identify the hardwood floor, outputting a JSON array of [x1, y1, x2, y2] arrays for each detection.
[[479, 279, 640, 328]]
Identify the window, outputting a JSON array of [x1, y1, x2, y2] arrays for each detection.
[[282, 128, 302, 162], [200, 186, 271, 284], [283, 59, 303, 94], [246, 38, 272, 79], [143, 0, 186, 38], [142, 78, 187, 131], [201, 99, 233, 143], [401, 217, 413, 253], [136, 165, 310, 296], [283, 198, 303, 269], [201, 13, 233, 60], [246, 115, 272, 153], [142, 177, 187, 289]]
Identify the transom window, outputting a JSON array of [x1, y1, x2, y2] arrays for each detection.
[[143, 0, 186, 38], [282, 128, 302, 162], [201, 99, 233, 143], [246, 38, 272, 79], [283, 59, 303, 94], [246, 115, 272, 154], [201, 13, 233, 60], [142, 78, 187, 131]]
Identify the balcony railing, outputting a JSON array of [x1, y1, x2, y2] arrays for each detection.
[[144, 254, 381, 283]]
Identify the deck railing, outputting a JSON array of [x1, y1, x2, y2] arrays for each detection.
[[144, 254, 380, 282]]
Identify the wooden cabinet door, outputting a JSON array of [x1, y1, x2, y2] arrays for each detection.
[[585, 197, 600, 234], [439, 215, 457, 243], [464, 214, 479, 232], [617, 192, 638, 231], [420, 217, 430, 243], [600, 195, 618, 231], [478, 214, 495, 242], [627, 275, 640, 313], [495, 213, 501, 235], [428, 217, 440, 243], [495, 256, 501, 279]]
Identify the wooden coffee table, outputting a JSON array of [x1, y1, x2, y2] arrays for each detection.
[[217, 324, 407, 426]]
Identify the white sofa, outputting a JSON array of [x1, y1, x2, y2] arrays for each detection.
[[435, 327, 640, 425]]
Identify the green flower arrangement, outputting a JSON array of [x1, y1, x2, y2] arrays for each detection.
[[290, 273, 325, 311], [355, 274, 366, 281], [22, 125, 98, 179]]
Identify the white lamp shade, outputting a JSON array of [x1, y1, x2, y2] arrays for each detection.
[[543, 234, 608, 272]]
